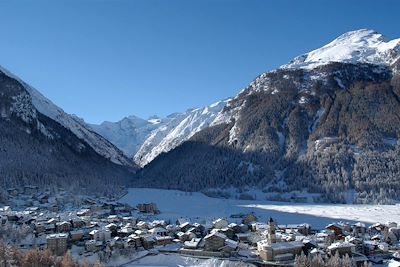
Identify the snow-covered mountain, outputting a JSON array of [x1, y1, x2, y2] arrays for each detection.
[[136, 29, 400, 204], [0, 66, 133, 167], [282, 29, 400, 69], [93, 30, 400, 169], [134, 99, 230, 166], [0, 66, 135, 196], [90, 115, 165, 158], [91, 99, 230, 167]]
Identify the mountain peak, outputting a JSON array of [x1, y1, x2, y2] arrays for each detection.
[[282, 29, 400, 69]]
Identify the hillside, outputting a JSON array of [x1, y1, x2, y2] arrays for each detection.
[[0, 67, 136, 199], [135, 29, 400, 204]]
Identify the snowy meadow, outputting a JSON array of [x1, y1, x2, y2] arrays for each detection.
[[120, 188, 400, 229]]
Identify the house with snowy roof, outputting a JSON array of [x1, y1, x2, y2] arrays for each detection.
[[327, 241, 355, 256], [204, 232, 226, 251]]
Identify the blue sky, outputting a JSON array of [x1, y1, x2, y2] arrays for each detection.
[[0, 0, 399, 124]]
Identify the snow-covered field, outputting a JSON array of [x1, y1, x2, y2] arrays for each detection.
[[120, 188, 400, 228], [122, 254, 256, 267]]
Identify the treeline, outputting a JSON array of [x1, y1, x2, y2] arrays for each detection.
[[0, 117, 132, 199], [0, 241, 103, 267], [0, 71, 135, 201], [294, 252, 371, 267]]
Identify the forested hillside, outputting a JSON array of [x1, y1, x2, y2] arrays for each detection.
[[136, 63, 400, 204], [0, 69, 134, 200]]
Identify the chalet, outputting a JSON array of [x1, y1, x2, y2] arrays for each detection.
[[34, 222, 46, 234], [176, 218, 190, 225], [137, 221, 149, 230], [184, 238, 202, 249], [236, 233, 251, 243], [71, 218, 85, 228], [353, 222, 366, 236], [327, 242, 355, 256], [346, 236, 363, 252], [70, 230, 84, 242], [127, 235, 142, 249], [388, 227, 400, 243], [193, 223, 205, 232], [221, 239, 238, 256], [45, 223, 56, 234], [177, 231, 187, 242], [107, 215, 120, 223], [149, 227, 168, 237], [119, 224, 135, 237], [220, 228, 235, 239], [105, 223, 118, 235], [186, 226, 200, 238], [77, 209, 91, 217], [90, 229, 111, 242], [122, 216, 137, 224], [326, 223, 344, 239], [151, 220, 167, 228], [309, 248, 326, 257], [47, 218, 57, 225], [228, 223, 242, 233], [179, 222, 193, 232], [56, 221, 72, 232], [155, 236, 173, 246], [204, 232, 226, 251], [141, 235, 155, 249]]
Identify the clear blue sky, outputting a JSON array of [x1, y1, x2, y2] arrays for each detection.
[[0, 0, 399, 124]]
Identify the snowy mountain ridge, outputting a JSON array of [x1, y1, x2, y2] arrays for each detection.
[[90, 115, 170, 158], [91, 99, 230, 167], [134, 99, 230, 166], [282, 29, 400, 69], [0, 65, 133, 167], [219, 29, 400, 142]]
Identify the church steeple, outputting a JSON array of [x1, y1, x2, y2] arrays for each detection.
[[268, 217, 276, 244]]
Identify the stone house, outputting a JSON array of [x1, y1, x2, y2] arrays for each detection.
[[204, 232, 226, 251]]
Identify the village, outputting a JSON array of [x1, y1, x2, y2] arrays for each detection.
[[1, 187, 400, 266]]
